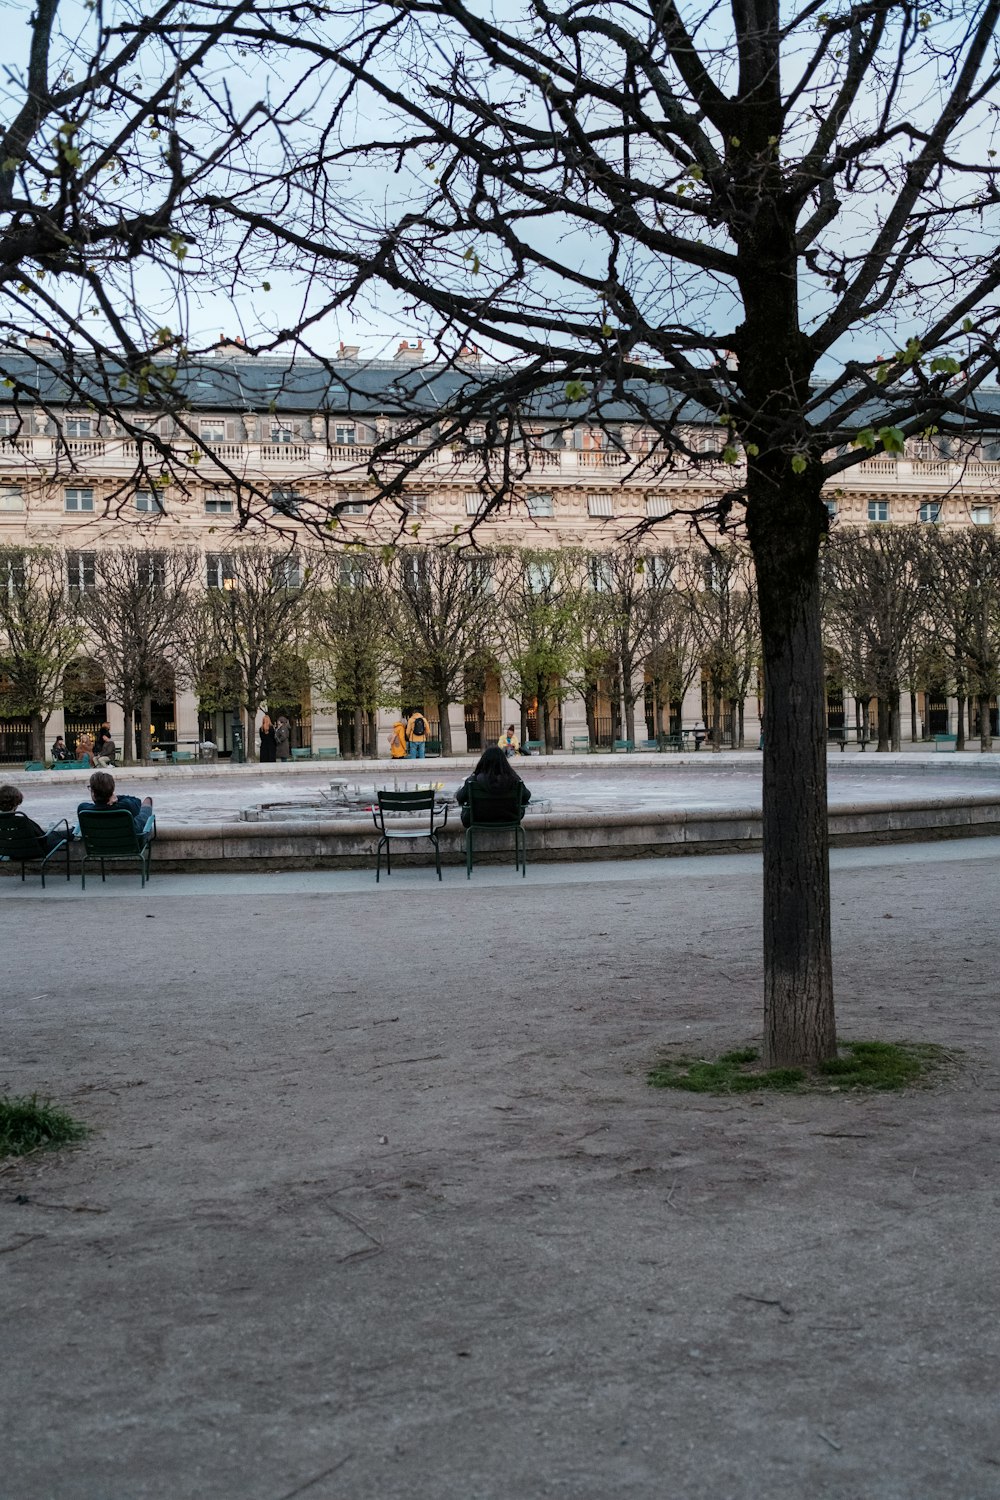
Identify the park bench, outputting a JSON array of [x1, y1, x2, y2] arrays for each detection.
[[170, 750, 194, 763], [23, 761, 46, 771], [612, 738, 635, 753], [52, 758, 90, 771], [571, 736, 591, 753], [522, 739, 543, 755], [291, 747, 312, 760], [424, 738, 442, 756], [315, 747, 341, 760], [639, 739, 659, 752], [933, 734, 958, 752]]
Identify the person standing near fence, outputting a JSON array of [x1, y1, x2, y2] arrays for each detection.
[[405, 709, 429, 759]]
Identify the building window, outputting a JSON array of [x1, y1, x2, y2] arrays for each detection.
[[273, 554, 303, 589], [0, 415, 24, 438], [271, 489, 301, 518], [526, 561, 553, 592], [646, 495, 671, 519], [645, 553, 673, 587], [270, 424, 298, 444], [339, 555, 368, 588], [0, 486, 24, 512], [465, 557, 493, 594], [972, 505, 994, 525], [67, 552, 96, 591], [139, 554, 166, 587], [338, 491, 370, 516], [587, 493, 615, 518], [526, 492, 553, 518], [405, 493, 428, 516], [588, 555, 613, 591], [206, 553, 235, 589], [2, 555, 26, 591], [65, 416, 93, 438], [65, 487, 95, 512], [825, 498, 838, 520], [200, 421, 227, 444], [334, 425, 356, 446], [134, 490, 164, 514], [204, 494, 234, 515], [919, 501, 941, 524], [867, 499, 889, 523], [465, 493, 485, 516]]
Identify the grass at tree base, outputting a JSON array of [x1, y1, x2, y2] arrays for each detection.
[[648, 1041, 952, 1096], [0, 1095, 88, 1158]]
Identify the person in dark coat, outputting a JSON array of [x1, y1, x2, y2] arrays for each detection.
[[259, 711, 277, 763], [454, 746, 531, 829]]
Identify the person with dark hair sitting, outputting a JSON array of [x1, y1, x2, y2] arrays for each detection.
[[454, 745, 531, 829], [77, 771, 154, 838], [0, 783, 71, 853]]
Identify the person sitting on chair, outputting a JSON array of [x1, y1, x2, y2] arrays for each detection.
[[50, 735, 70, 762], [77, 771, 154, 838], [454, 746, 531, 829], [0, 784, 71, 852]]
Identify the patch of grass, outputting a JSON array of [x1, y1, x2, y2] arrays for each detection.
[[648, 1040, 951, 1096], [0, 1094, 88, 1158]]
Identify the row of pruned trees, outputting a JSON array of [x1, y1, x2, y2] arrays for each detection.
[[0, 540, 760, 759], [3, 529, 995, 762]]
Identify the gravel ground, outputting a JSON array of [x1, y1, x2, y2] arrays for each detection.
[[2, 840, 999, 1499]]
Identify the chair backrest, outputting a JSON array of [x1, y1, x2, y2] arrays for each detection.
[[466, 780, 525, 827], [0, 811, 47, 859], [78, 809, 144, 858], [23, 761, 45, 772], [377, 790, 437, 819]]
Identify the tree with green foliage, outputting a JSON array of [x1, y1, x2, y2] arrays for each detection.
[[0, 545, 82, 759], [922, 528, 1000, 753]]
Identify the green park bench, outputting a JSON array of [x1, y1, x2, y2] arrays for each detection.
[[291, 747, 312, 760], [571, 736, 591, 753], [612, 738, 635, 753]]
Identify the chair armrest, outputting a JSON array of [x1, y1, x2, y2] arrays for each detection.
[[434, 803, 450, 831]]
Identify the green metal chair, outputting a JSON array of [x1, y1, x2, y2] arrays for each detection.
[[23, 761, 46, 772], [78, 809, 155, 889], [464, 782, 527, 879], [373, 790, 448, 882], [0, 813, 72, 887]]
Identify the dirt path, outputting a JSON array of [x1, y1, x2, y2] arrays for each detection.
[[2, 844, 999, 1499]]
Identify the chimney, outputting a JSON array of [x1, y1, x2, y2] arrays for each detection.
[[457, 345, 481, 364], [395, 338, 425, 362], [338, 342, 361, 360]]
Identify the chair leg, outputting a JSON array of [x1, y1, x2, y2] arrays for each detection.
[[466, 828, 473, 878], [520, 825, 526, 876], [433, 834, 441, 881], [376, 837, 384, 883]]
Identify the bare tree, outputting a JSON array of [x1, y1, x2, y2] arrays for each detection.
[[0, 544, 82, 758], [389, 547, 495, 754], [177, 0, 1000, 1063], [73, 547, 199, 761], [311, 550, 393, 758], [7, 2, 1000, 1063], [582, 544, 680, 745], [923, 529, 1000, 752], [681, 546, 759, 750], [199, 547, 312, 759], [823, 528, 931, 752], [494, 548, 587, 752]]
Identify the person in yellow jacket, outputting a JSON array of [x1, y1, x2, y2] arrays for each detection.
[[389, 719, 408, 759], [405, 709, 429, 758], [498, 724, 519, 758]]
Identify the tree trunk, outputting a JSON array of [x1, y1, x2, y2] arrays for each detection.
[[910, 691, 919, 744], [30, 713, 46, 762], [711, 685, 723, 751], [748, 473, 836, 1070], [737, 698, 745, 750], [955, 693, 965, 750], [353, 705, 364, 757], [438, 698, 452, 755], [139, 693, 153, 762], [979, 693, 992, 752], [876, 695, 889, 752], [367, 708, 378, 758], [890, 691, 901, 752]]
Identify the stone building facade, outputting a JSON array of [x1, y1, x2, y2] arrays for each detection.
[[1, 347, 998, 759]]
